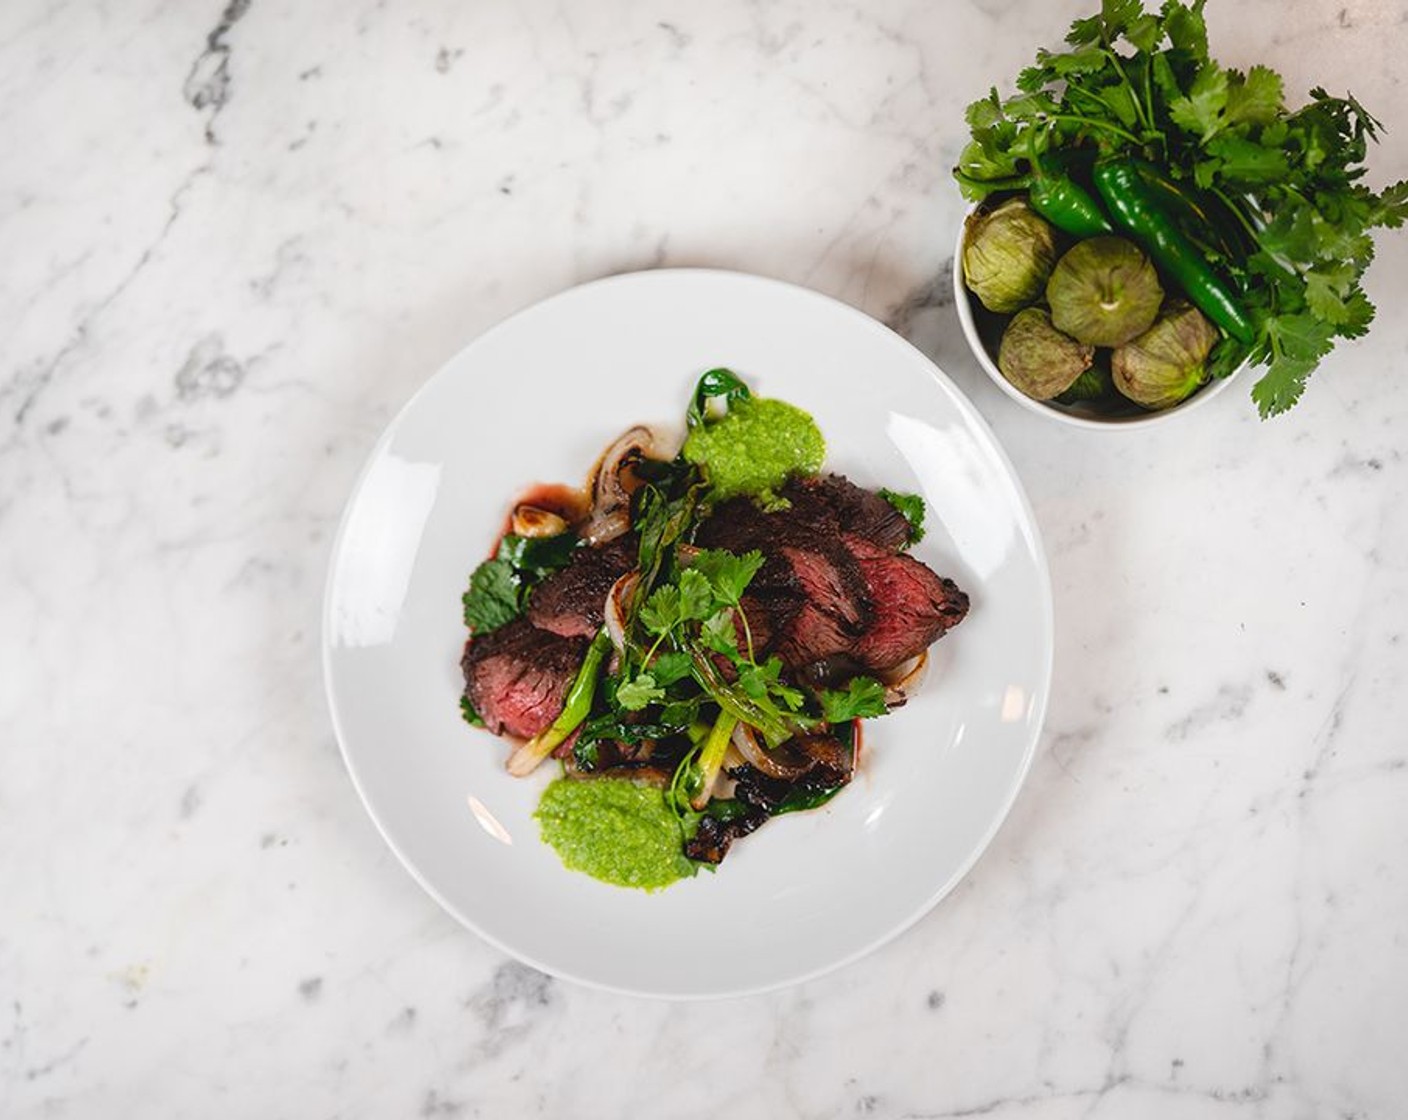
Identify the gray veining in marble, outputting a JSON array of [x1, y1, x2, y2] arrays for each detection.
[[2, 0, 1407, 1116]]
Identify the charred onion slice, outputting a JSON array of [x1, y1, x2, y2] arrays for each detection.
[[603, 571, 639, 656], [583, 426, 653, 545], [880, 651, 928, 708], [730, 722, 813, 780]]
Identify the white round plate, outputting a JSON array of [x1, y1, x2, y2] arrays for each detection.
[[323, 269, 1053, 998]]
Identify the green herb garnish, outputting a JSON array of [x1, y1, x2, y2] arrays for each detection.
[[461, 557, 521, 634], [817, 676, 889, 723], [878, 489, 926, 546]]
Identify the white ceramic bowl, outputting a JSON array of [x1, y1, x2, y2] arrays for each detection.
[[953, 214, 1241, 430]]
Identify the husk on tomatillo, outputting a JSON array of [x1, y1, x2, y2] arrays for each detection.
[[997, 307, 1096, 401], [961, 198, 1058, 314], [1111, 299, 1220, 410], [1046, 236, 1163, 348]]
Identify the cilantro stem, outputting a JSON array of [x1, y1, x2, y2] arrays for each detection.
[[1210, 186, 1262, 242], [1045, 114, 1142, 145], [1141, 57, 1158, 152], [643, 631, 669, 668], [736, 604, 756, 664], [1100, 48, 1150, 132]]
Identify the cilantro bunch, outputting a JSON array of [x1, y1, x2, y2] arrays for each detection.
[[955, 0, 1408, 417]]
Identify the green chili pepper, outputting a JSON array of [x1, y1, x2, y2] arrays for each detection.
[[1028, 170, 1114, 237], [1121, 159, 1251, 265], [506, 628, 612, 776], [1022, 129, 1113, 238], [1092, 160, 1257, 345]]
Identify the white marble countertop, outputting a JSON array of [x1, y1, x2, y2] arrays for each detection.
[[5, 0, 1408, 1115]]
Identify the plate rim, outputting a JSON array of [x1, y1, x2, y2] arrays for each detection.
[[321, 266, 1054, 999]]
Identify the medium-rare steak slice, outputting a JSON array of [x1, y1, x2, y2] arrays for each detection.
[[842, 534, 969, 671], [526, 536, 637, 639], [771, 541, 871, 666], [461, 618, 587, 739], [782, 474, 911, 552]]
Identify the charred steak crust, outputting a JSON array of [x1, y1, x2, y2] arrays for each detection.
[[782, 474, 912, 552], [526, 535, 637, 639], [461, 618, 587, 740]]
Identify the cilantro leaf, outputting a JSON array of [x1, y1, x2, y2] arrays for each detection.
[[1303, 263, 1357, 326], [700, 609, 740, 656], [1044, 45, 1109, 79], [1065, 14, 1104, 46], [1123, 13, 1161, 52], [818, 677, 889, 723], [1224, 65, 1284, 127], [1168, 63, 1228, 138], [459, 695, 484, 727], [1252, 313, 1337, 417], [1365, 179, 1408, 228], [616, 673, 665, 712], [677, 567, 716, 623], [1337, 287, 1375, 338], [964, 92, 1005, 131], [1098, 0, 1144, 40], [1161, 0, 1209, 59], [462, 557, 521, 633], [878, 489, 927, 546], [736, 661, 770, 702], [739, 655, 805, 712], [1204, 133, 1289, 183], [689, 548, 765, 608], [1205, 337, 1248, 381], [650, 650, 694, 686], [1251, 356, 1314, 419], [639, 584, 682, 637]]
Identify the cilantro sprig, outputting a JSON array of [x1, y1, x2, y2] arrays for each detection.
[[955, 0, 1408, 417], [621, 547, 812, 746]]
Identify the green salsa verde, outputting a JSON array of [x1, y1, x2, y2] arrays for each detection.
[[681, 395, 825, 506], [535, 777, 695, 891]]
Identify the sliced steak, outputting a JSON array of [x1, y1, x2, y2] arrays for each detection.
[[783, 474, 911, 552], [696, 497, 871, 668], [526, 536, 636, 639], [461, 618, 587, 739], [772, 542, 871, 666], [842, 534, 969, 672], [693, 495, 783, 554]]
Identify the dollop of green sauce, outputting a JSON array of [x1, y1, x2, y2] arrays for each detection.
[[682, 396, 826, 506], [535, 777, 694, 891]]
